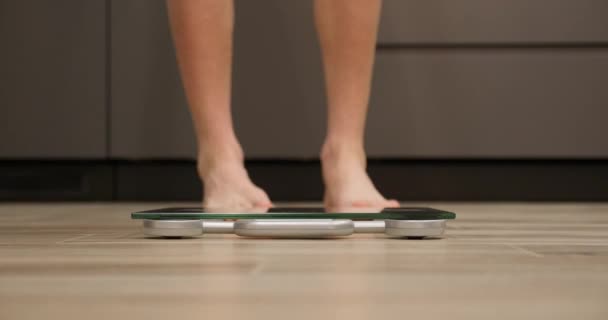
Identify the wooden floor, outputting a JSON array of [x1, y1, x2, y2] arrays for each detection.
[[0, 203, 607, 320]]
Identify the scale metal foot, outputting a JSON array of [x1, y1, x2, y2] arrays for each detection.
[[384, 219, 446, 238], [143, 219, 203, 238]]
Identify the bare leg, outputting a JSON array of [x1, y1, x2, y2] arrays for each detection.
[[314, 0, 398, 207], [167, 0, 271, 208]]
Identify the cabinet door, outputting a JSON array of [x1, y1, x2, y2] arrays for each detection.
[[379, 0, 608, 43], [0, 0, 107, 158], [367, 51, 608, 157]]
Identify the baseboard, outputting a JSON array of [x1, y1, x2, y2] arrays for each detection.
[[1, 159, 607, 201], [0, 161, 114, 201]]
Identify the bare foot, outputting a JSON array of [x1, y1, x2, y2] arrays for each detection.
[[321, 142, 399, 208], [198, 146, 272, 210]]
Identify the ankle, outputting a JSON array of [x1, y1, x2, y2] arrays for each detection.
[[321, 139, 366, 167], [197, 142, 245, 177]]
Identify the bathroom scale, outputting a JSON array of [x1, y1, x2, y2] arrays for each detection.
[[132, 207, 456, 239]]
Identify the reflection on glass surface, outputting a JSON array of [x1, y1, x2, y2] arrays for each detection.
[[199, 206, 387, 214], [205, 206, 387, 214], [131, 206, 456, 221], [205, 206, 270, 213], [170, 206, 407, 214], [323, 205, 384, 214]]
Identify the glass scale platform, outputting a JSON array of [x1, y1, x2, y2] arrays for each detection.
[[132, 207, 457, 239]]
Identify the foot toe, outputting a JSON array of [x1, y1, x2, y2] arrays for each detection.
[[385, 199, 400, 207]]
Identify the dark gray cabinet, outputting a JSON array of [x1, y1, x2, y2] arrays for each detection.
[[0, 0, 107, 158], [1, 0, 607, 160], [111, 0, 608, 159]]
